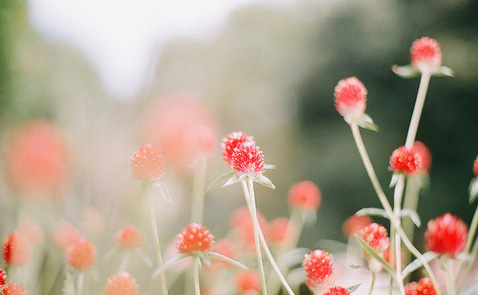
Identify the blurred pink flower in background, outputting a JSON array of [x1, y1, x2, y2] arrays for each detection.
[[51, 219, 82, 252], [2, 282, 27, 295], [116, 225, 143, 249], [105, 272, 139, 295], [3, 232, 30, 266], [66, 238, 96, 269], [17, 218, 44, 245], [342, 215, 373, 239]]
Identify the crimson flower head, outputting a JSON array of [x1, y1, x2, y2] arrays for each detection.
[[359, 223, 389, 253], [425, 213, 467, 257], [117, 225, 143, 249], [0, 268, 6, 288], [405, 277, 437, 295], [2, 283, 26, 295], [473, 156, 478, 177], [231, 141, 265, 177], [222, 132, 254, 168], [3, 232, 30, 266], [322, 286, 351, 295], [235, 270, 261, 295], [130, 144, 164, 183], [343, 215, 372, 239], [334, 77, 367, 123], [105, 272, 139, 295], [412, 141, 432, 173], [410, 37, 442, 73], [288, 181, 321, 211], [66, 238, 96, 269], [390, 146, 423, 175], [176, 223, 214, 254], [302, 250, 333, 290]]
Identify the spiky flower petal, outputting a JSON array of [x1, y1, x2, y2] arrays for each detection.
[[230, 141, 265, 177], [176, 223, 214, 254], [222, 132, 254, 168]]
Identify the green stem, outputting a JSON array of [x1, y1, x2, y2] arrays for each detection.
[[402, 176, 421, 268], [119, 252, 130, 272], [191, 155, 207, 224], [369, 272, 376, 295], [446, 259, 456, 295], [404, 72, 431, 149], [193, 258, 201, 295], [393, 174, 406, 294]]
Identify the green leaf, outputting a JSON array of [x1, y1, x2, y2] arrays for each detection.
[[469, 178, 478, 204], [205, 172, 235, 193], [255, 174, 275, 189], [392, 65, 420, 79], [357, 113, 379, 132], [354, 234, 395, 276], [433, 66, 454, 77], [400, 209, 421, 228], [401, 251, 438, 278], [155, 183, 173, 203], [348, 283, 361, 292], [208, 252, 248, 270], [355, 207, 389, 219]]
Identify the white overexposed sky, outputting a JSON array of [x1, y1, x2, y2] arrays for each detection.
[[27, 0, 286, 100]]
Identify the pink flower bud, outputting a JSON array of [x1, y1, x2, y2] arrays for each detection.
[[105, 272, 139, 295], [425, 213, 467, 257], [235, 270, 261, 295], [176, 223, 214, 254], [117, 225, 143, 249], [3, 232, 30, 266], [66, 238, 96, 269], [130, 144, 164, 183], [410, 37, 442, 73], [390, 146, 423, 175], [288, 181, 321, 211], [302, 250, 333, 290], [342, 215, 372, 239], [334, 77, 367, 123], [230, 207, 271, 252]]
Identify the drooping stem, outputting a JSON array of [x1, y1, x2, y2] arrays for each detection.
[[350, 123, 441, 295], [241, 180, 268, 295], [405, 72, 431, 149], [193, 257, 201, 295], [191, 154, 208, 224], [393, 174, 406, 294], [369, 272, 376, 295]]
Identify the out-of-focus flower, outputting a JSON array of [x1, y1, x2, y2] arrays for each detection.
[[230, 207, 271, 251], [222, 132, 254, 168], [3, 232, 30, 266], [302, 250, 333, 290], [425, 213, 467, 257], [51, 219, 82, 252], [66, 238, 96, 269], [4, 119, 69, 199], [288, 181, 321, 211], [342, 215, 372, 239], [176, 223, 214, 254], [270, 218, 296, 248], [2, 283, 26, 295], [0, 268, 6, 288], [390, 146, 423, 175], [130, 144, 164, 183], [80, 207, 105, 237], [410, 37, 442, 73], [473, 156, 478, 177], [334, 77, 367, 124], [321, 286, 350, 295], [235, 270, 261, 295], [117, 225, 143, 249], [412, 142, 432, 173], [141, 96, 218, 170], [105, 272, 139, 295], [405, 277, 436, 295], [359, 223, 389, 253], [17, 218, 43, 245]]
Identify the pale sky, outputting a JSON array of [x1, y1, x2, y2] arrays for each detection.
[[27, 0, 285, 100]]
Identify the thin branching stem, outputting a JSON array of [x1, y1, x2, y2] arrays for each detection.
[[405, 72, 431, 149]]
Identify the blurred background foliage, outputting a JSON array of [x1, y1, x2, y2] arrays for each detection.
[[0, 0, 477, 272]]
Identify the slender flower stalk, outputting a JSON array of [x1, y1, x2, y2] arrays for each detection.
[[191, 154, 208, 224], [402, 176, 421, 263], [446, 259, 456, 295], [369, 273, 376, 295], [193, 258, 201, 295], [392, 174, 406, 294], [405, 72, 431, 149]]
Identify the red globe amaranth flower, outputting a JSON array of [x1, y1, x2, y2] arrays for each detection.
[[302, 250, 334, 289], [410, 37, 442, 73], [0, 268, 6, 288], [4, 119, 69, 199], [288, 181, 321, 211], [405, 277, 437, 295], [130, 144, 163, 182], [343, 215, 373, 239], [235, 270, 261, 294], [17, 218, 43, 245], [230, 141, 265, 176], [473, 156, 478, 177], [176, 223, 214, 254], [270, 218, 296, 248], [390, 146, 423, 175], [334, 77, 367, 122], [425, 213, 467, 257], [230, 207, 271, 251], [3, 232, 30, 266], [322, 286, 351, 295], [117, 225, 143, 249], [222, 132, 254, 168], [359, 223, 389, 253], [67, 238, 96, 269], [105, 272, 139, 295], [412, 141, 432, 173], [2, 283, 26, 295]]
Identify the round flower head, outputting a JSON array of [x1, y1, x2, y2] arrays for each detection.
[[343, 215, 373, 239], [235, 270, 261, 294], [322, 286, 350, 295], [410, 37, 442, 73], [222, 132, 254, 168], [405, 278, 436, 295], [3, 283, 26, 295], [231, 141, 265, 177], [302, 250, 333, 289], [17, 218, 43, 245], [270, 218, 296, 248], [0, 268, 6, 288], [176, 223, 214, 254], [334, 77, 367, 123], [359, 223, 389, 253], [117, 225, 143, 249], [390, 146, 423, 175], [67, 238, 96, 269], [425, 213, 467, 257], [288, 181, 321, 211], [130, 144, 163, 183], [412, 141, 432, 173], [3, 232, 30, 266], [51, 219, 82, 252], [105, 272, 139, 295], [473, 156, 478, 177]]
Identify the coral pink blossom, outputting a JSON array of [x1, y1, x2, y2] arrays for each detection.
[[342, 215, 373, 239], [288, 181, 321, 211], [390, 146, 423, 175], [176, 223, 214, 254], [302, 250, 334, 289], [117, 225, 143, 249], [17, 218, 43, 245], [0, 268, 6, 288], [322, 286, 351, 295], [230, 207, 271, 251], [235, 270, 261, 294], [412, 141, 432, 173], [270, 218, 296, 248], [231, 141, 265, 176], [425, 213, 467, 257], [4, 119, 69, 199], [405, 277, 437, 295], [334, 77, 367, 122], [51, 220, 82, 252], [473, 156, 478, 177], [2, 283, 26, 295], [67, 238, 96, 269], [3, 232, 30, 266], [410, 37, 442, 73], [222, 132, 254, 168], [359, 223, 389, 253], [130, 144, 163, 183], [105, 272, 139, 295]]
